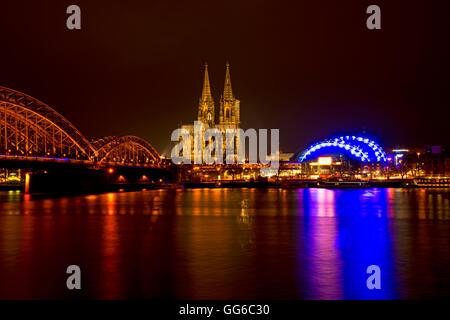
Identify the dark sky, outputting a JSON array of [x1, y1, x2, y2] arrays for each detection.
[[1, 0, 449, 154]]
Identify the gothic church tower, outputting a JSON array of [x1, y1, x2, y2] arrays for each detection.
[[217, 62, 240, 160], [197, 63, 215, 128], [219, 62, 240, 126]]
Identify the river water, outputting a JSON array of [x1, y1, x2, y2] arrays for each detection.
[[0, 188, 449, 299]]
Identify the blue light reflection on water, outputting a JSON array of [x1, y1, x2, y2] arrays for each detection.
[[297, 188, 398, 299], [1, 188, 450, 299]]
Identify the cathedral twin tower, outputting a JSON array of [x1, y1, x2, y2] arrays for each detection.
[[197, 62, 240, 131], [179, 62, 241, 162]]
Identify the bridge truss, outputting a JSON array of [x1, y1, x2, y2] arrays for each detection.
[[0, 86, 95, 160], [0, 86, 160, 166], [91, 136, 160, 165]]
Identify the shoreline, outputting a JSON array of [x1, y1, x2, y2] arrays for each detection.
[[182, 178, 449, 189], [2, 178, 450, 195]]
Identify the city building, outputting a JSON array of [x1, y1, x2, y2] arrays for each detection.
[[422, 145, 450, 176]]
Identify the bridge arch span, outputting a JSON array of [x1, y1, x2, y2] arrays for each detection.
[[91, 135, 161, 165], [0, 86, 96, 160]]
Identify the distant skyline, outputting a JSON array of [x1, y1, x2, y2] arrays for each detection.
[[1, 0, 449, 153]]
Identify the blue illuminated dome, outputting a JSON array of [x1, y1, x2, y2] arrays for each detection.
[[296, 135, 387, 163]]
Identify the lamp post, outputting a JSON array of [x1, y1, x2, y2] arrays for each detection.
[[417, 152, 421, 177]]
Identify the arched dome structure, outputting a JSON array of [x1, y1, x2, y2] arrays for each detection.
[[295, 135, 387, 163]]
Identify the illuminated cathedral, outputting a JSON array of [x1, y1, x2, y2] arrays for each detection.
[[181, 62, 241, 163]]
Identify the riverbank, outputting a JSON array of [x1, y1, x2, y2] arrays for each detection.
[[183, 178, 450, 189], [183, 179, 416, 189], [3, 177, 449, 194]]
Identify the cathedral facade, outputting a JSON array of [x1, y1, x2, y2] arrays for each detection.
[[181, 63, 241, 163]]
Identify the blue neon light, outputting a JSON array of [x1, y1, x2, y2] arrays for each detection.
[[298, 135, 387, 163]]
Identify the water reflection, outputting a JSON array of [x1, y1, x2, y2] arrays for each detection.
[[0, 188, 450, 299], [298, 189, 342, 299], [334, 189, 397, 299]]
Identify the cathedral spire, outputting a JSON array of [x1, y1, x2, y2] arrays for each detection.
[[223, 62, 234, 101], [198, 63, 215, 126], [201, 63, 213, 102]]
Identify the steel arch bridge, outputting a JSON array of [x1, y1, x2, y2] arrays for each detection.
[[296, 135, 387, 164], [0, 86, 96, 160], [0, 86, 161, 166], [91, 136, 160, 165]]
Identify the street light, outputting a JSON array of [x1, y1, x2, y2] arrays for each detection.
[[417, 152, 421, 176]]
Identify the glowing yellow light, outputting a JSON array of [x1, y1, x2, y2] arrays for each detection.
[[25, 173, 30, 194], [318, 157, 332, 165]]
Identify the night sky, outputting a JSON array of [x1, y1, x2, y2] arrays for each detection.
[[1, 0, 449, 154]]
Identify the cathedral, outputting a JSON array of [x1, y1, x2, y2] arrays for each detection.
[[181, 62, 241, 163]]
